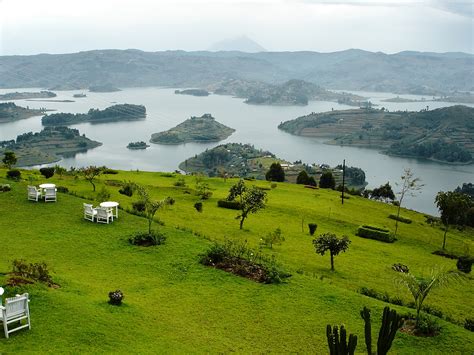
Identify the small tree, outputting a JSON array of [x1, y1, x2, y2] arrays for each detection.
[[397, 268, 459, 327], [227, 179, 246, 204], [80, 166, 104, 191], [54, 165, 67, 179], [296, 170, 310, 185], [319, 171, 336, 189], [370, 182, 395, 202], [313, 233, 351, 271], [135, 184, 173, 235], [394, 168, 423, 235], [260, 227, 284, 249], [265, 162, 285, 182], [40, 167, 55, 179], [2, 151, 17, 169], [435, 191, 472, 249]]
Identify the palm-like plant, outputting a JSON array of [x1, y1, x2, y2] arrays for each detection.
[[397, 268, 459, 327]]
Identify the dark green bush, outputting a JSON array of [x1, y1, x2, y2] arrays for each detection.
[[132, 200, 146, 212], [119, 183, 134, 197], [56, 186, 69, 193], [456, 256, 473, 273], [432, 250, 459, 259], [129, 231, 166, 246], [11, 259, 53, 285], [357, 225, 396, 243], [0, 184, 11, 192], [6, 169, 21, 180], [308, 223, 318, 236], [103, 168, 118, 174], [39, 167, 55, 179], [464, 318, 474, 332], [388, 214, 412, 224], [194, 202, 203, 212], [217, 199, 241, 210], [359, 286, 380, 299], [108, 290, 124, 305], [416, 314, 441, 336]]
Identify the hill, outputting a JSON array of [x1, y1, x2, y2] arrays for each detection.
[[208, 36, 267, 52], [0, 49, 472, 94], [0, 169, 472, 352], [278, 106, 474, 164], [0, 102, 45, 123], [0, 91, 56, 101], [150, 114, 235, 145]]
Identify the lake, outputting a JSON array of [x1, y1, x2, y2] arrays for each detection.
[[1, 87, 473, 215]]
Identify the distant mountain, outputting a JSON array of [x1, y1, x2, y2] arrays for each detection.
[[208, 36, 266, 53], [0, 49, 472, 94]]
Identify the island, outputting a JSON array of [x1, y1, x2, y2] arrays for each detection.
[[89, 85, 121, 92], [278, 105, 474, 164], [381, 96, 426, 103], [41, 104, 146, 126], [0, 91, 56, 101], [209, 79, 365, 106], [0, 126, 102, 166], [73, 93, 87, 98], [0, 102, 46, 123], [179, 142, 366, 188], [150, 114, 235, 145], [174, 89, 210, 96], [127, 141, 150, 150]]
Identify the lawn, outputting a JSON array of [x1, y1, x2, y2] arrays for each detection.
[[0, 168, 473, 353]]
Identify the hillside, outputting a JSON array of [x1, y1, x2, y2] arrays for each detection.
[[150, 114, 235, 145], [0, 49, 472, 94], [0, 127, 101, 166], [0, 169, 472, 352], [0, 102, 45, 123], [0, 91, 56, 101], [278, 106, 474, 164]]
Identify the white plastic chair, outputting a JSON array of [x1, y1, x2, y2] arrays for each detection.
[[0, 293, 31, 339], [96, 207, 113, 224], [44, 187, 57, 202], [83, 203, 97, 222], [27, 186, 41, 202]]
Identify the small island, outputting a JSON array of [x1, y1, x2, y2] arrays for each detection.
[[73, 93, 87, 98], [89, 85, 121, 93], [0, 126, 102, 166], [0, 91, 56, 101], [0, 102, 46, 123], [42, 104, 146, 126], [127, 141, 150, 150], [175, 89, 210, 96], [150, 114, 235, 145]]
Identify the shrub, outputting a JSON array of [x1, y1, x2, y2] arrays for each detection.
[[270, 183, 277, 189], [132, 200, 146, 212], [119, 183, 134, 197], [6, 169, 21, 180], [194, 202, 203, 212], [357, 225, 396, 243], [388, 214, 412, 224], [432, 249, 459, 259], [456, 256, 473, 273], [217, 199, 241, 210], [319, 171, 335, 189], [174, 178, 186, 187], [308, 223, 317, 236], [108, 290, 124, 305], [10, 259, 53, 285], [466, 207, 474, 227], [96, 186, 111, 202], [416, 314, 441, 336], [260, 228, 284, 249], [0, 184, 11, 192], [56, 186, 69, 193], [464, 318, 474, 332], [392, 263, 409, 273], [129, 231, 166, 246], [39, 167, 55, 179], [421, 305, 444, 319], [359, 286, 380, 299], [103, 168, 118, 174]]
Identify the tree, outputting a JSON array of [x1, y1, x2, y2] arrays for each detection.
[[2, 151, 17, 169], [435, 191, 472, 249], [135, 184, 173, 235], [296, 170, 310, 185], [260, 227, 284, 249], [397, 268, 459, 327], [370, 182, 395, 202], [313, 233, 351, 271], [319, 171, 336, 189], [394, 168, 423, 235], [80, 166, 104, 191], [40, 167, 55, 179], [227, 180, 267, 229], [265, 162, 285, 182], [54, 165, 67, 179]]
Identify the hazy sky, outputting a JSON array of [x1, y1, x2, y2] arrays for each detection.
[[0, 0, 472, 55]]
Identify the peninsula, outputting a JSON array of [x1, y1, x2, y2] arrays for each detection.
[[41, 104, 146, 126], [0, 91, 56, 101], [0, 126, 102, 166], [175, 89, 210, 96], [89, 85, 121, 92], [0, 102, 46, 123], [278, 105, 474, 164], [150, 114, 235, 144]]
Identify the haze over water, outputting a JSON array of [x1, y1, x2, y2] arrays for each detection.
[[1, 87, 473, 215]]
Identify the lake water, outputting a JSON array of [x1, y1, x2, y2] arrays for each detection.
[[0, 87, 473, 215]]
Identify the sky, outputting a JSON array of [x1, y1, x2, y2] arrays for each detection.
[[0, 0, 472, 55]]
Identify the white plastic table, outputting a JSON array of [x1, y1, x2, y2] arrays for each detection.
[[100, 201, 119, 219], [39, 183, 56, 189]]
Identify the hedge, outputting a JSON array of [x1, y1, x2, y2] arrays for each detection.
[[388, 214, 412, 224], [217, 200, 242, 210], [357, 225, 396, 243]]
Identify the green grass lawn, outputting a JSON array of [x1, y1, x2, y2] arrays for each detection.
[[0, 168, 473, 353]]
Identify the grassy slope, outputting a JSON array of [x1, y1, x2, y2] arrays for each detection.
[[0, 168, 473, 353]]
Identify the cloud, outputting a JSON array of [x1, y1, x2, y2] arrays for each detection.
[[430, 0, 473, 18]]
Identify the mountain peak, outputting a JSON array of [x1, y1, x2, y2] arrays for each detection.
[[208, 36, 266, 53]]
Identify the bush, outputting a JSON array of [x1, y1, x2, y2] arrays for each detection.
[[432, 250, 459, 259], [308, 223, 318, 236], [359, 286, 380, 299], [39, 167, 55, 179], [194, 202, 203, 212], [392, 263, 409, 273], [6, 169, 21, 180], [132, 200, 146, 212], [319, 171, 335, 189], [0, 184, 11, 192], [174, 178, 186, 187], [456, 256, 473, 273], [56, 186, 69, 193], [103, 168, 118, 174], [466, 207, 474, 227], [270, 183, 277, 189], [217, 199, 241, 210], [108, 290, 124, 305], [260, 228, 284, 249], [388, 214, 412, 224], [10, 259, 54, 285], [416, 314, 441, 336], [119, 183, 134, 197], [464, 318, 474, 332], [96, 186, 111, 202], [357, 225, 396, 243], [129, 231, 166, 247]]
